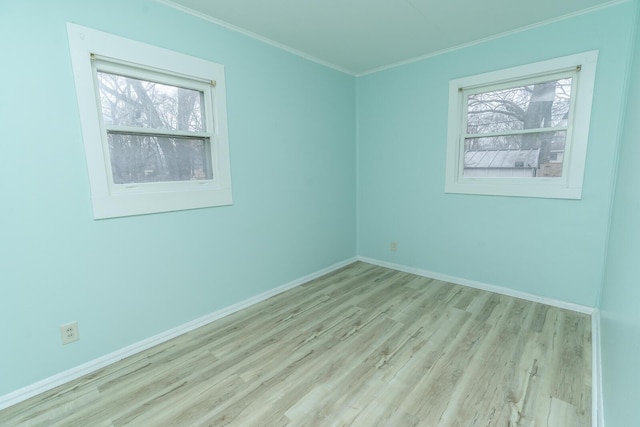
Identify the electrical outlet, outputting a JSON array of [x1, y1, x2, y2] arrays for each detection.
[[390, 241, 398, 252], [60, 321, 80, 345]]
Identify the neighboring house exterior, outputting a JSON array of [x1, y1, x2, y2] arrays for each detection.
[[549, 150, 564, 163], [463, 148, 540, 177]]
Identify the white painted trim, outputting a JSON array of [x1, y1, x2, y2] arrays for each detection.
[[357, 256, 595, 314], [444, 50, 598, 200], [358, 0, 629, 76], [592, 310, 604, 427], [0, 257, 357, 411], [67, 23, 235, 219], [156, 0, 354, 76], [156, 0, 628, 77], [359, 256, 602, 423]]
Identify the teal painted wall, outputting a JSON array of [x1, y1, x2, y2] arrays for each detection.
[[0, 1, 355, 395], [2, 0, 639, 417], [600, 2, 640, 425], [356, 2, 636, 307]]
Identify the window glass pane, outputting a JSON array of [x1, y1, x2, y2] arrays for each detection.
[[97, 72, 204, 132], [467, 78, 572, 134], [463, 130, 566, 178], [107, 134, 212, 184]]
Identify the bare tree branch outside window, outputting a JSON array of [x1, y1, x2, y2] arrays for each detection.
[[464, 78, 572, 178], [96, 72, 212, 184]]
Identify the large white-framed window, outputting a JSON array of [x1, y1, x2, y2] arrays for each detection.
[[67, 23, 233, 219], [445, 51, 598, 199]]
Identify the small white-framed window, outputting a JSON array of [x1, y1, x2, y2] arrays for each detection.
[[67, 23, 233, 219], [445, 51, 598, 199]]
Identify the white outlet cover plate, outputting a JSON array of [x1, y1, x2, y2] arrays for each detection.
[[60, 322, 80, 345]]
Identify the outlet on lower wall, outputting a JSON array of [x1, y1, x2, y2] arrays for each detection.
[[390, 241, 398, 252], [60, 321, 80, 345]]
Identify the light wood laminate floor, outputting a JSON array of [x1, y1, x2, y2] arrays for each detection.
[[0, 262, 592, 426]]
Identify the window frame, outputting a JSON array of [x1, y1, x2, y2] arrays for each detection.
[[444, 51, 598, 199], [67, 23, 233, 219], [94, 60, 216, 188]]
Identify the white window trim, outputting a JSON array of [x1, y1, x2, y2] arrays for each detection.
[[67, 23, 233, 219], [445, 51, 598, 199]]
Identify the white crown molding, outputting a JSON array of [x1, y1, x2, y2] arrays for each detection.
[[356, 0, 630, 76], [0, 257, 358, 411], [156, 0, 629, 77], [155, 0, 355, 75]]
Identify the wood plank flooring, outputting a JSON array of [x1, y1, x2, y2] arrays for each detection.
[[0, 262, 592, 426]]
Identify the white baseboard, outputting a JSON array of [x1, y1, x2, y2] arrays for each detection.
[[2, 255, 602, 422], [592, 310, 604, 427], [0, 257, 357, 411], [358, 256, 595, 314], [358, 256, 601, 426]]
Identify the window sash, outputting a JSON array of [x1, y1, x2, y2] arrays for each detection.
[[104, 125, 212, 139], [457, 70, 578, 181], [91, 59, 219, 190], [92, 59, 216, 134], [106, 132, 213, 185], [461, 69, 576, 138], [92, 56, 214, 94], [463, 126, 568, 140], [460, 69, 577, 96]]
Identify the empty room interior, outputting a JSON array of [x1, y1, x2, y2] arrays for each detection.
[[1, 0, 640, 425]]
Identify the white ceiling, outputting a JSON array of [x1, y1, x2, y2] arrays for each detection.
[[159, 0, 621, 75]]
